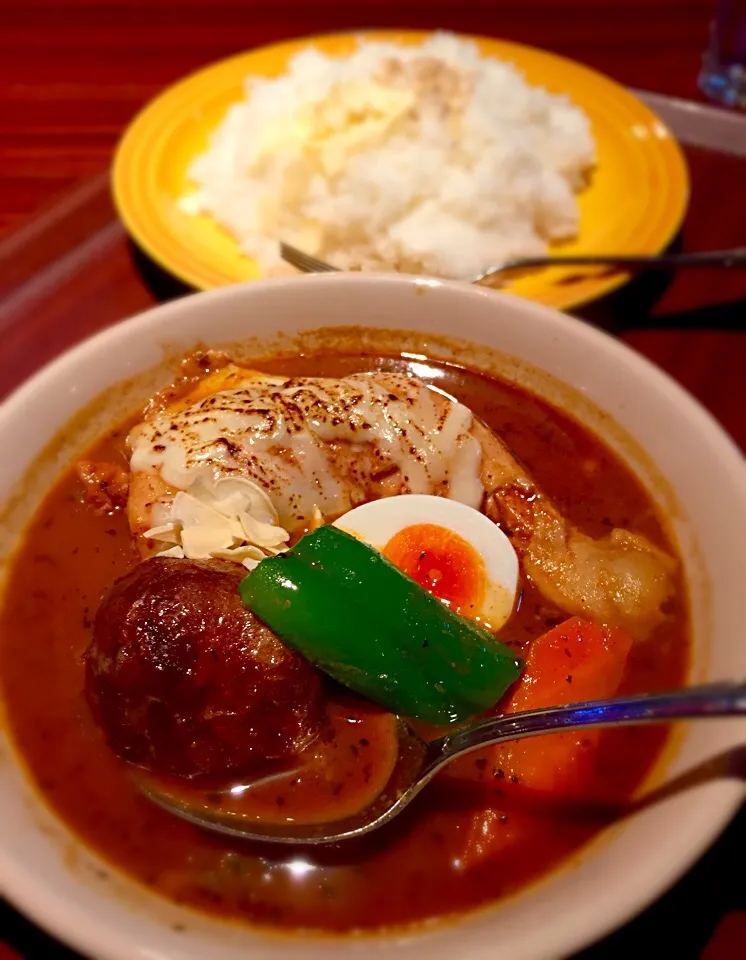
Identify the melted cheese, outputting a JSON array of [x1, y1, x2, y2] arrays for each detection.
[[129, 371, 484, 535]]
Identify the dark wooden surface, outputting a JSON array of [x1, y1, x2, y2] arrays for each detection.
[[0, 0, 725, 238], [0, 0, 745, 958]]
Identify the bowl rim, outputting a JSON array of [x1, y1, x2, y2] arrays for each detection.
[[0, 272, 744, 960]]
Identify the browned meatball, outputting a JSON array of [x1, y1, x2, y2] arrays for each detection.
[[85, 557, 325, 779]]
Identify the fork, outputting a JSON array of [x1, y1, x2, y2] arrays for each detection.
[[279, 241, 746, 285]]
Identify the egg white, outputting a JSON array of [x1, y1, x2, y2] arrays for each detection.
[[334, 494, 519, 630]]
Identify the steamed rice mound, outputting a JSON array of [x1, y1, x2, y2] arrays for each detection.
[[180, 33, 596, 280]]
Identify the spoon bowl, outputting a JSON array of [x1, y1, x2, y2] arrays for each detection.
[[138, 681, 746, 845]]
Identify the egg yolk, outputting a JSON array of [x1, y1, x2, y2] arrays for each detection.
[[382, 523, 486, 619]]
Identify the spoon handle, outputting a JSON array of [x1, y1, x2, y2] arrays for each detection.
[[473, 249, 746, 282], [433, 681, 746, 765], [280, 241, 746, 281]]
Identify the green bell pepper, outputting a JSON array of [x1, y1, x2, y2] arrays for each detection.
[[239, 525, 523, 724]]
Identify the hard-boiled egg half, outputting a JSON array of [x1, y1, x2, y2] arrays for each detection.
[[333, 494, 519, 631]]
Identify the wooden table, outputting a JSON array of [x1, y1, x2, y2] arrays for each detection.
[[0, 0, 728, 237], [0, 1, 745, 958]]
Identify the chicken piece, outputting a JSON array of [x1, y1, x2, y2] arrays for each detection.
[[84, 557, 325, 779], [76, 460, 129, 513], [472, 419, 676, 638]]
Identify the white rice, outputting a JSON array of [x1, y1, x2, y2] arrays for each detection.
[[180, 32, 596, 280]]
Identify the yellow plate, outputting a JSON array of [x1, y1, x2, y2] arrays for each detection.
[[113, 30, 690, 311]]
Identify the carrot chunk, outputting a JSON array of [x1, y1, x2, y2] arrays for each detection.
[[494, 617, 633, 797], [445, 617, 633, 801]]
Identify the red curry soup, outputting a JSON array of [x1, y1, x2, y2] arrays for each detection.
[[0, 348, 689, 934]]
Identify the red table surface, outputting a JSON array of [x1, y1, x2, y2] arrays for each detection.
[[0, 1, 744, 958]]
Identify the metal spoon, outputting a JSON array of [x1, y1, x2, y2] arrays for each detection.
[[279, 241, 746, 285], [139, 681, 746, 845]]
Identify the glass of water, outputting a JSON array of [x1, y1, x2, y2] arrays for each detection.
[[699, 0, 746, 107]]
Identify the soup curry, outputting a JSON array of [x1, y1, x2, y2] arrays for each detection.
[[0, 349, 689, 934]]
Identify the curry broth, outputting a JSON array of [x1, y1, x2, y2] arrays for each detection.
[[0, 353, 690, 934]]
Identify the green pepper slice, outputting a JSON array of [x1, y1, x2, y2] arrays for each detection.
[[239, 525, 522, 724]]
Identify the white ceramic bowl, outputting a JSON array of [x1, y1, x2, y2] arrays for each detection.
[[0, 274, 744, 960]]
